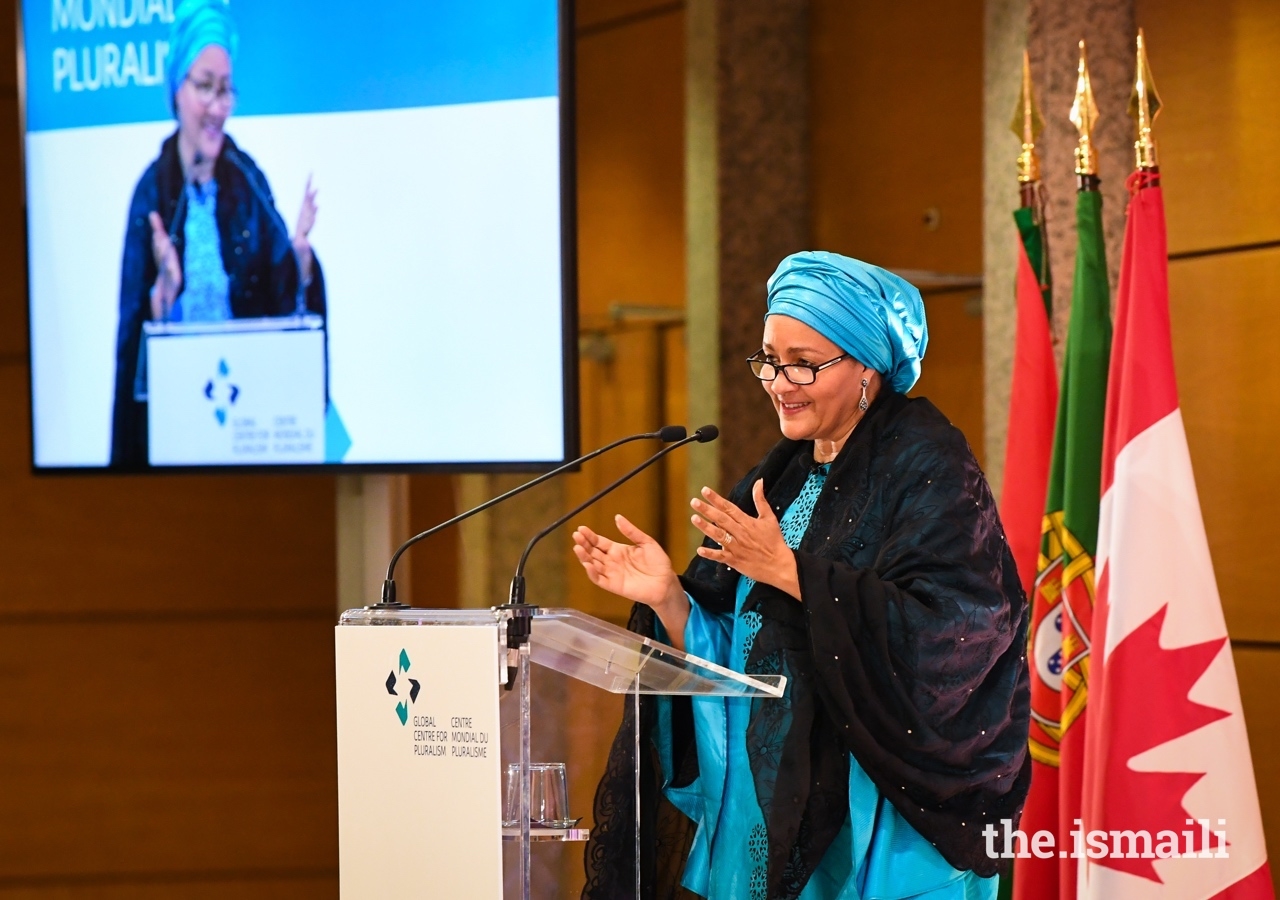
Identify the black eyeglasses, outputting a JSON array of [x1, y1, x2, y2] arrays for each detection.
[[186, 76, 238, 109], [747, 352, 850, 385]]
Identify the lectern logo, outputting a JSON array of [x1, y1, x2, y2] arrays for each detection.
[[203, 358, 241, 426], [385, 648, 421, 726]]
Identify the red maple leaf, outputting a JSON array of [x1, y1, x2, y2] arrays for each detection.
[[1090, 604, 1230, 881]]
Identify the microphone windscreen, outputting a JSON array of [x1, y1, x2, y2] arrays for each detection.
[[657, 425, 688, 442], [694, 425, 720, 443]]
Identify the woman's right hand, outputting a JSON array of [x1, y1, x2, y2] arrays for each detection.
[[148, 211, 183, 320], [572, 514, 684, 611]]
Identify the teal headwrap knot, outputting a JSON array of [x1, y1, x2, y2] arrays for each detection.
[[765, 251, 928, 393], [167, 0, 239, 114]]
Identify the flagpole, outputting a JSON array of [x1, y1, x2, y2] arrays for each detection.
[[1015, 51, 1045, 211], [1007, 47, 1060, 900], [1041, 39, 1114, 900], [1130, 29, 1161, 176], [1070, 40, 1102, 195], [1014, 51, 1051, 288]]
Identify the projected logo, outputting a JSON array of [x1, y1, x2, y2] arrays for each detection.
[[203, 359, 240, 426], [385, 648, 421, 726]]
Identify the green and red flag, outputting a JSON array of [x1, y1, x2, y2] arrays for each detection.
[[1001, 52, 1058, 900], [1017, 42, 1112, 900]]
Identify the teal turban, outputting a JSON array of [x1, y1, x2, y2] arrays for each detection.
[[765, 251, 928, 393], [167, 0, 239, 113]]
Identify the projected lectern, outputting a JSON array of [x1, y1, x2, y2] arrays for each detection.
[[141, 314, 326, 465], [335, 605, 785, 899]]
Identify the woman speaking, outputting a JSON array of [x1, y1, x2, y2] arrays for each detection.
[[576, 252, 1030, 900], [111, 0, 325, 467]]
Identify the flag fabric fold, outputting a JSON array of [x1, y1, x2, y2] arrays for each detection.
[[1000, 205, 1057, 597], [1080, 171, 1274, 899]]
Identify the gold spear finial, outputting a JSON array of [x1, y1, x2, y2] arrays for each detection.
[[1010, 50, 1044, 183], [1069, 40, 1100, 176], [1129, 28, 1162, 169]]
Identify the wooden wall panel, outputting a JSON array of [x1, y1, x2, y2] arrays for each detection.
[[810, 0, 984, 275], [0, 96, 23, 360], [553, 5, 689, 893], [0, 369, 337, 617], [0, 620, 337, 887], [570, 3, 686, 624], [809, 0, 986, 459], [1137, 0, 1280, 255], [1170, 248, 1280, 643], [911, 293, 985, 463], [0, 0, 14, 92], [577, 0, 683, 33], [575, 8, 685, 316], [570, 327, 668, 622], [407, 474, 459, 607], [1233, 647, 1280, 874], [0, 876, 336, 900]]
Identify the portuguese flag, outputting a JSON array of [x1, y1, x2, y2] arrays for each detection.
[[1018, 184, 1111, 900], [1003, 194, 1058, 900]]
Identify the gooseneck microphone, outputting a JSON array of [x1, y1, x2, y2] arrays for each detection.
[[507, 424, 719, 607], [222, 147, 308, 308], [499, 425, 717, 688], [223, 147, 294, 248], [376, 425, 688, 608]]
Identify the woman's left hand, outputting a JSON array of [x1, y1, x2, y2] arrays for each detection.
[[691, 480, 802, 601], [293, 174, 318, 285]]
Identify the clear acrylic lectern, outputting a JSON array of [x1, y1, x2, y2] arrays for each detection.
[[335, 605, 785, 900]]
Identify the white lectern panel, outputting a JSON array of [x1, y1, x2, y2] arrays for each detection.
[[145, 317, 325, 465], [336, 623, 502, 899]]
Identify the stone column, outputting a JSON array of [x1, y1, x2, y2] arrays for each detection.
[[1028, 0, 1135, 337], [983, 0, 1031, 493], [687, 0, 810, 501], [982, 0, 1134, 494]]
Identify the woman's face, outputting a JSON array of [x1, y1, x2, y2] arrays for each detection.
[[175, 45, 232, 164], [760, 314, 873, 445]]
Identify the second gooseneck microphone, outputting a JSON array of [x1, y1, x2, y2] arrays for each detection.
[[507, 425, 719, 607], [377, 425, 688, 607], [499, 424, 717, 689]]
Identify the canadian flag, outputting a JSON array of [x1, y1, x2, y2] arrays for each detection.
[[1079, 172, 1273, 898]]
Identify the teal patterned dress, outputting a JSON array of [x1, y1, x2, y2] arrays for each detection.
[[659, 466, 998, 900]]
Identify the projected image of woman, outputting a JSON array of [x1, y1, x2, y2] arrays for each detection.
[[110, 0, 325, 467]]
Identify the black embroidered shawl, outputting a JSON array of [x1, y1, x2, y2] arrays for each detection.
[[582, 391, 1031, 899]]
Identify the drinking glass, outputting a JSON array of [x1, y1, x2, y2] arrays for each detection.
[[503, 762, 570, 827]]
